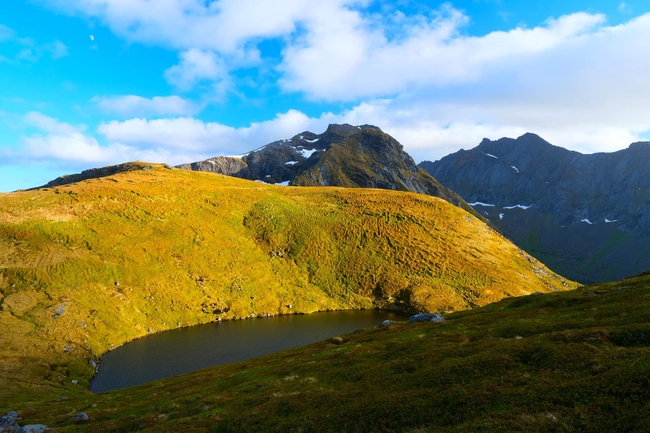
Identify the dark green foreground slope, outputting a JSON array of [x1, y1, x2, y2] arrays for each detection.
[[5, 273, 649, 432]]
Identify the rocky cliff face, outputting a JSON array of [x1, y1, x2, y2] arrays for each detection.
[[420, 133, 650, 283], [178, 124, 472, 212]]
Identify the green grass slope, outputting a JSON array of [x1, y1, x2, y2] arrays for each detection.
[[0, 163, 571, 413], [6, 271, 649, 432]]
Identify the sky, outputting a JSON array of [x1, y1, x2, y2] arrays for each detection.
[[1, 0, 650, 192]]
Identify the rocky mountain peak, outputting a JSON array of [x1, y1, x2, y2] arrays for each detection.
[[178, 124, 475, 213]]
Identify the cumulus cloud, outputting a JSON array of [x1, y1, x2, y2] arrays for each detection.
[[164, 49, 228, 91], [280, 11, 607, 100], [0, 24, 16, 41], [36, 0, 325, 52], [94, 95, 204, 117], [17, 112, 195, 166], [96, 109, 314, 160], [19, 2, 650, 166], [0, 25, 69, 62], [24, 111, 85, 135], [21, 112, 121, 164], [46, 39, 69, 59]]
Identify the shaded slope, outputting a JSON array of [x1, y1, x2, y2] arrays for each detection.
[[0, 163, 571, 405], [8, 269, 649, 432], [420, 133, 650, 283]]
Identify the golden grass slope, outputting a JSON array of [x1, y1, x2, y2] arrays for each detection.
[[0, 163, 575, 402]]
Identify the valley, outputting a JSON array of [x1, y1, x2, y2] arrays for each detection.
[[0, 161, 571, 424]]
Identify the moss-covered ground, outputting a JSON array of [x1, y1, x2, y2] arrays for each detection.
[[0, 163, 579, 430], [4, 272, 648, 432]]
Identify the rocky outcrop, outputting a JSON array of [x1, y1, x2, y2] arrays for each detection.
[[179, 124, 474, 213], [0, 411, 21, 432], [409, 313, 445, 323], [33, 162, 173, 189], [420, 133, 650, 283], [176, 157, 255, 180]]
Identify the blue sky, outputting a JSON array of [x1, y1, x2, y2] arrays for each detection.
[[1, 0, 649, 191]]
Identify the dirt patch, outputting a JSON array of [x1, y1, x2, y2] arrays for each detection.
[[2, 291, 43, 316]]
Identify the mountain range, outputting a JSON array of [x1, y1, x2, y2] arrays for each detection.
[[420, 133, 650, 283]]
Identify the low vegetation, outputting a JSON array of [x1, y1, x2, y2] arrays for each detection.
[[5, 270, 649, 432], [0, 163, 573, 427]]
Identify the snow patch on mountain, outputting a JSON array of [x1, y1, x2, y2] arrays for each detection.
[[468, 202, 495, 207], [511, 166, 519, 173], [300, 149, 318, 158], [581, 219, 594, 224], [503, 205, 532, 210]]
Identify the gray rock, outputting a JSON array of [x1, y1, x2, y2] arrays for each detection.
[[1, 411, 21, 433], [330, 337, 344, 345], [54, 305, 65, 315], [1, 412, 20, 423], [89, 360, 97, 368], [17, 425, 50, 433], [69, 412, 89, 422], [409, 313, 445, 323], [63, 345, 73, 353], [380, 320, 397, 327]]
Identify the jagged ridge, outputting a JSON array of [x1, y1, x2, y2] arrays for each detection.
[[420, 133, 650, 283], [178, 124, 474, 213]]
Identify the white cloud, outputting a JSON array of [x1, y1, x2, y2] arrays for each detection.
[[18, 112, 195, 166], [0, 24, 16, 41], [0, 25, 69, 62], [24, 132, 126, 163], [24, 112, 85, 135], [96, 109, 314, 161], [17, 2, 650, 167], [36, 0, 328, 52], [47, 39, 69, 59], [164, 49, 228, 91], [94, 95, 204, 116], [280, 11, 607, 100]]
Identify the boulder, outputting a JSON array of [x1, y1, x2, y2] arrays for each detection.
[[409, 313, 445, 323], [69, 412, 89, 422], [17, 425, 50, 433], [0, 411, 21, 433], [380, 320, 397, 327]]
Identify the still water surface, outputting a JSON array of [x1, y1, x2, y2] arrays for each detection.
[[91, 309, 405, 393]]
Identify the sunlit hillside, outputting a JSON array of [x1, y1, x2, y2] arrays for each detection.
[[0, 162, 573, 407]]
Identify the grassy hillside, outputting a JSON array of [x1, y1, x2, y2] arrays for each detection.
[[0, 163, 572, 410], [5, 272, 649, 432]]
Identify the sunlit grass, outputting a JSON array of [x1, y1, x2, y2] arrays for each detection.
[[0, 162, 574, 417]]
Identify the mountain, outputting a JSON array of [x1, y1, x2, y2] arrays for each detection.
[[0, 162, 572, 408], [419, 133, 650, 283], [177, 124, 475, 214]]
